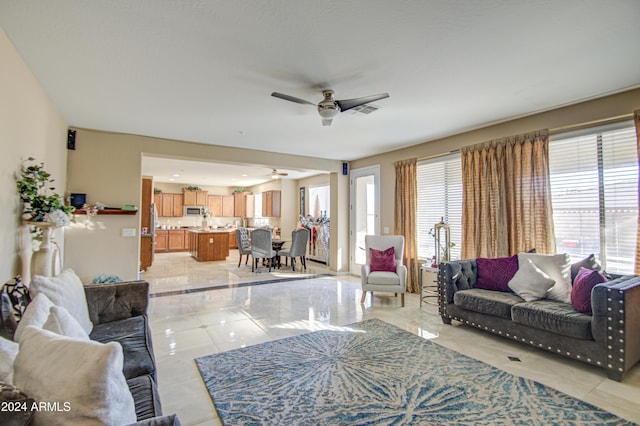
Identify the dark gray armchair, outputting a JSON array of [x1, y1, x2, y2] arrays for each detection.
[[279, 228, 310, 271], [251, 228, 276, 272], [235, 227, 251, 267]]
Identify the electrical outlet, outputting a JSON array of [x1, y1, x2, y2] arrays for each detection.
[[383, 227, 390, 234], [122, 228, 136, 237]]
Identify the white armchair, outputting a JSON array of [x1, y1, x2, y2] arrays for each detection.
[[360, 235, 407, 307]]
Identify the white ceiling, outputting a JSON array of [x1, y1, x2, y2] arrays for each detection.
[[142, 156, 324, 187], [1, 1, 639, 182]]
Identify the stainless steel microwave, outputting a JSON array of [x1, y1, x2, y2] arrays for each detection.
[[183, 206, 205, 217]]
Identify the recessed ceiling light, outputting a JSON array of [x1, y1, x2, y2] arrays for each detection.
[[241, 174, 248, 177], [169, 178, 175, 181], [173, 173, 180, 177]]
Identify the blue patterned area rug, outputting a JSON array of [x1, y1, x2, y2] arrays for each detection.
[[195, 318, 631, 425]]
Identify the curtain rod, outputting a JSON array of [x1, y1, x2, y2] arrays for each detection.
[[549, 113, 633, 134], [418, 149, 460, 162], [418, 113, 634, 162]]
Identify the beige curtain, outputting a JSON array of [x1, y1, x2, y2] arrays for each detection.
[[461, 130, 555, 258], [635, 111, 640, 275], [394, 159, 420, 293]]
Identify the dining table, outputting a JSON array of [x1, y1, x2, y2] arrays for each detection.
[[271, 239, 290, 268]]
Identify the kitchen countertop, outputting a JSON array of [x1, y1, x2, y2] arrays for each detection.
[[188, 228, 236, 233]]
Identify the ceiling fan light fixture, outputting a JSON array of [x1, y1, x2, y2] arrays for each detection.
[[317, 105, 340, 119]]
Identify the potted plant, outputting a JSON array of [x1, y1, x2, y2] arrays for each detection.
[[183, 185, 202, 192], [17, 157, 75, 240]]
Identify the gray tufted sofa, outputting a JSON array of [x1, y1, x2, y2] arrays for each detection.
[[1, 280, 180, 425], [438, 259, 640, 382]]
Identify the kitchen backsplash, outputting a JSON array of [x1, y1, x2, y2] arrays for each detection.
[[158, 216, 279, 229]]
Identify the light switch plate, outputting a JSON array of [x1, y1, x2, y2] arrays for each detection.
[[383, 227, 390, 234], [122, 228, 136, 237]]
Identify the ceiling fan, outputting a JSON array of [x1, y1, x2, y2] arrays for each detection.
[[269, 169, 288, 179], [271, 90, 389, 126]]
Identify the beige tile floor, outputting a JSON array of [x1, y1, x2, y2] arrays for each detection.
[[145, 252, 640, 426]]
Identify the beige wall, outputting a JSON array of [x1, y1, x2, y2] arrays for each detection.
[[65, 129, 347, 280], [0, 27, 68, 284], [351, 89, 640, 238]]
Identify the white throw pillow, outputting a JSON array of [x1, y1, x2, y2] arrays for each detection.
[[30, 269, 93, 334], [13, 293, 54, 343], [0, 335, 18, 383], [42, 306, 89, 340], [13, 326, 137, 426], [518, 253, 571, 303], [508, 258, 556, 302]]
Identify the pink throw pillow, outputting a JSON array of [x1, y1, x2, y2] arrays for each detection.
[[370, 247, 397, 272], [474, 254, 519, 292], [571, 267, 608, 315]]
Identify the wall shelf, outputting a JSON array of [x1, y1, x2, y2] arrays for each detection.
[[73, 209, 137, 215]]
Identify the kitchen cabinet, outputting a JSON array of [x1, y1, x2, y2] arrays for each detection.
[[262, 190, 281, 217], [222, 195, 235, 217], [140, 235, 153, 271], [155, 229, 189, 252], [172, 194, 184, 216], [189, 230, 229, 261], [208, 195, 223, 217], [208, 194, 235, 217], [153, 193, 163, 215], [155, 230, 168, 252], [183, 190, 208, 206], [159, 193, 183, 217], [168, 230, 188, 251], [234, 192, 254, 218], [229, 230, 237, 249], [141, 177, 153, 230]]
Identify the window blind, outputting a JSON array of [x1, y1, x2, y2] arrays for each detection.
[[416, 153, 462, 262], [549, 122, 637, 274]]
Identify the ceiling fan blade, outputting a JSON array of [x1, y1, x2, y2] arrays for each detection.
[[335, 93, 389, 112], [322, 118, 333, 126], [271, 92, 316, 106]]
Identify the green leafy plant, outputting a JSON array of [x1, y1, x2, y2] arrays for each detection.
[[17, 157, 74, 239], [153, 187, 162, 194], [183, 185, 202, 191], [233, 187, 248, 193]]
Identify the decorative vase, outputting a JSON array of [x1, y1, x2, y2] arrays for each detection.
[[27, 221, 60, 278], [201, 219, 208, 230]]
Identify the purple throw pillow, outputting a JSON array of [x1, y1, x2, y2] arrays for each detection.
[[475, 254, 519, 292], [571, 267, 608, 315], [370, 247, 397, 272]]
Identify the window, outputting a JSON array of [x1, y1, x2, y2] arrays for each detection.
[[254, 192, 263, 218], [416, 153, 462, 262], [549, 121, 638, 274]]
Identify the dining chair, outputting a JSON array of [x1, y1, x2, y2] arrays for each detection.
[[250, 228, 276, 272], [235, 227, 251, 267], [279, 228, 309, 271], [360, 235, 407, 307]]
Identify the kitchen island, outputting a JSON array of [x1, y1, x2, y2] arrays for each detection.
[[188, 229, 231, 261]]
